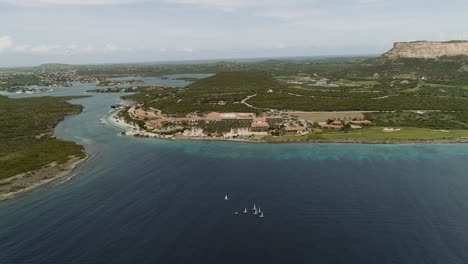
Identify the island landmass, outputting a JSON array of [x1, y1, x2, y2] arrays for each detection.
[[3, 40, 468, 200]]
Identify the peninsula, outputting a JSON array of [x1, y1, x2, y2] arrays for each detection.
[[0, 95, 88, 200], [107, 41, 468, 143]]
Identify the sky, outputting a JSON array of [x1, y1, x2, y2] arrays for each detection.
[[0, 0, 468, 67]]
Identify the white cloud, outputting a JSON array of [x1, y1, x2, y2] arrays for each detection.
[[161, 0, 258, 11], [13, 43, 124, 55], [0, 35, 13, 52], [104, 43, 119, 52], [0, 0, 147, 5], [255, 9, 320, 20], [15, 44, 69, 54], [353, 0, 384, 4], [0, 0, 309, 10]]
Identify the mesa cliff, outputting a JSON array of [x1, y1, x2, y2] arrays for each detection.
[[384, 41, 468, 59]]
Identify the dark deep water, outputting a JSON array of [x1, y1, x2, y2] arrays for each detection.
[[1, 79, 468, 263]]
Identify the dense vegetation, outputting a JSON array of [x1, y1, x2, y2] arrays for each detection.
[[0, 96, 86, 180], [198, 120, 252, 135], [0, 74, 41, 89], [357, 56, 468, 86], [69, 55, 468, 87], [123, 71, 277, 114], [249, 93, 468, 111], [4, 54, 468, 137], [75, 57, 366, 77], [124, 67, 468, 113]]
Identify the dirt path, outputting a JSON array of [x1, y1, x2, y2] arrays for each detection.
[[241, 94, 270, 110]]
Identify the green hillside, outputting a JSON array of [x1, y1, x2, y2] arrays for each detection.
[[0, 96, 87, 179]]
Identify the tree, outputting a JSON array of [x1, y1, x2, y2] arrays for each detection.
[[341, 123, 352, 132]]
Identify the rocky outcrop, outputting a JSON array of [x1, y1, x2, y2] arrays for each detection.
[[384, 41, 468, 59]]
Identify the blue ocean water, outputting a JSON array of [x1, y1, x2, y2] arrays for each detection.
[[1, 79, 468, 263]]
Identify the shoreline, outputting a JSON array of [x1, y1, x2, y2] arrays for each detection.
[[112, 113, 468, 145], [128, 133, 468, 145], [0, 154, 89, 202], [111, 107, 468, 145], [119, 126, 468, 145]]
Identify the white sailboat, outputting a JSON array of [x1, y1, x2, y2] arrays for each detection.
[[252, 204, 257, 211], [253, 208, 258, 215], [259, 212, 264, 218], [258, 207, 262, 213], [243, 208, 248, 213], [224, 194, 228, 200]]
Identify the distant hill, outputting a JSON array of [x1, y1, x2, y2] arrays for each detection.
[[38, 63, 74, 70], [384, 41, 468, 59]]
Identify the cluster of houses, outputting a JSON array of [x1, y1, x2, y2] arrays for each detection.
[[5, 69, 105, 88], [285, 76, 333, 86], [129, 105, 372, 136], [38, 70, 79, 87], [4, 69, 145, 90], [97, 79, 144, 87], [320, 119, 372, 130], [132, 108, 285, 132]]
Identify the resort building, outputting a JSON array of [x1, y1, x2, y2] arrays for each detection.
[[349, 120, 372, 126], [204, 112, 255, 122], [323, 124, 343, 130], [284, 126, 307, 133], [251, 117, 270, 132], [266, 116, 283, 127], [330, 120, 343, 126]]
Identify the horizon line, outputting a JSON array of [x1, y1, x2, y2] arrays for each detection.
[[0, 53, 380, 69]]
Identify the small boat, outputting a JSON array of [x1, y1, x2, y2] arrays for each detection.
[[258, 207, 262, 213], [259, 212, 264, 218], [253, 208, 258, 215], [235, 212, 238, 215], [224, 194, 229, 200], [243, 208, 247, 213], [252, 204, 257, 211]]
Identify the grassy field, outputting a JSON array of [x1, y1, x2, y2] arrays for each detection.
[[365, 111, 468, 130], [0, 95, 87, 180], [331, 79, 381, 87], [263, 127, 468, 143], [289, 111, 365, 122]]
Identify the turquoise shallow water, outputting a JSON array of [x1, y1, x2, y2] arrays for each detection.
[[1, 79, 468, 263]]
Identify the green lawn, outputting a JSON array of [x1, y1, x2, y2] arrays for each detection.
[[332, 79, 381, 87]]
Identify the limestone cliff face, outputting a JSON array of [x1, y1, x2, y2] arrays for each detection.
[[384, 41, 468, 59]]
